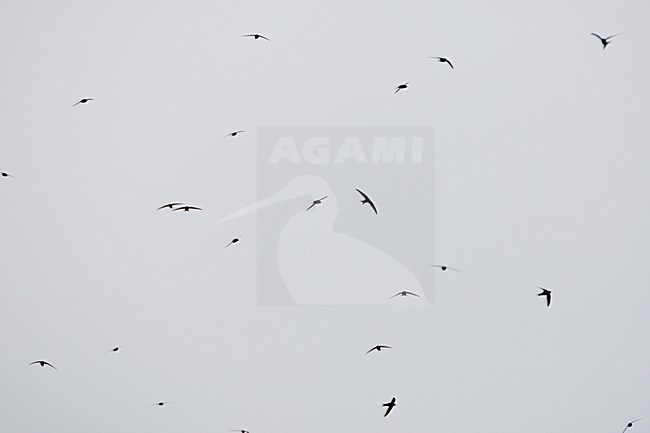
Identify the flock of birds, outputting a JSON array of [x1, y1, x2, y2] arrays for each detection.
[[4, 28, 641, 433]]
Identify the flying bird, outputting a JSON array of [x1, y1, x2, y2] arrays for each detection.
[[107, 346, 123, 353], [428, 264, 462, 272], [538, 287, 552, 307], [591, 33, 620, 49], [306, 196, 328, 211], [225, 130, 245, 137], [1, 172, 16, 178], [150, 401, 170, 407], [172, 206, 202, 212], [72, 98, 94, 106], [355, 189, 377, 214], [622, 419, 642, 433], [366, 345, 392, 354], [231, 430, 250, 433], [390, 291, 420, 299], [243, 34, 270, 41], [429, 56, 454, 69], [29, 360, 57, 369], [394, 82, 409, 93], [157, 202, 184, 210], [382, 397, 396, 417], [226, 238, 240, 248]]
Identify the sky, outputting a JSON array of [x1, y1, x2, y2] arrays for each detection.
[[1, 0, 650, 432]]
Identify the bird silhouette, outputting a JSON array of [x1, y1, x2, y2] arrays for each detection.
[[390, 291, 419, 299], [591, 33, 620, 49], [150, 401, 170, 407], [157, 202, 184, 210], [172, 206, 202, 212], [622, 419, 642, 433], [226, 238, 240, 248], [429, 56, 454, 69], [72, 98, 94, 106], [428, 264, 462, 272], [1, 172, 16, 178], [225, 130, 246, 137], [366, 345, 392, 354], [355, 189, 377, 214], [394, 82, 409, 93], [538, 287, 552, 307], [306, 196, 328, 211], [29, 360, 57, 369], [231, 430, 250, 433], [382, 397, 396, 417], [243, 34, 270, 41], [106, 346, 123, 353]]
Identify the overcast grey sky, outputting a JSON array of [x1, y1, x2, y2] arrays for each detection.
[[2, 1, 650, 432]]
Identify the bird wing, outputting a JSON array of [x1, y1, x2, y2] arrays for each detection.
[[43, 362, 57, 369], [389, 293, 401, 299], [366, 347, 378, 354], [444, 59, 454, 69], [590, 33, 604, 41], [318, 196, 328, 201], [378, 345, 392, 349], [605, 34, 621, 40], [355, 189, 370, 201], [447, 267, 463, 272], [187, 206, 202, 211], [546, 294, 551, 307], [29, 361, 40, 366], [72, 101, 81, 106], [306, 202, 317, 211], [367, 199, 378, 214], [405, 291, 420, 297], [258, 35, 270, 41]]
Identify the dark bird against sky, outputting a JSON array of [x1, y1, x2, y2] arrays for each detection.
[[429, 56, 454, 69], [382, 397, 396, 417], [390, 291, 420, 299], [29, 360, 57, 369], [172, 206, 202, 212], [225, 130, 245, 137], [243, 34, 270, 41], [306, 196, 328, 211], [72, 98, 94, 106], [355, 189, 377, 214], [591, 33, 620, 49], [1, 172, 16, 178], [366, 345, 392, 354], [226, 238, 240, 248], [157, 202, 184, 210], [428, 265, 462, 272], [538, 287, 552, 307], [394, 82, 409, 94], [622, 419, 642, 433]]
